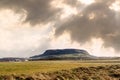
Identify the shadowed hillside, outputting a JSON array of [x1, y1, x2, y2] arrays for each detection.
[[30, 49, 96, 60]]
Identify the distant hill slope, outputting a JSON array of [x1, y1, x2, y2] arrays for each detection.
[[0, 57, 27, 62], [30, 49, 97, 60]]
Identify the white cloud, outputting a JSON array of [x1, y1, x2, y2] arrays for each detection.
[[0, 9, 52, 57], [0, 1, 120, 58]]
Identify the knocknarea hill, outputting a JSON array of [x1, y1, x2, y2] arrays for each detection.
[[30, 49, 96, 60]]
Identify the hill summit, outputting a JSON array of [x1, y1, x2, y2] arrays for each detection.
[[30, 49, 96, 60]]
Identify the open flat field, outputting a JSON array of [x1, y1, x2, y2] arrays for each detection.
[[0, 60, 120, 75]]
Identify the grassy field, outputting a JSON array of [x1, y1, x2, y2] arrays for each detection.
[[0, 60, 120, 75]]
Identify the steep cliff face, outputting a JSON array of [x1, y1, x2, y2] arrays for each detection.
[[30, 49, 96, 60]]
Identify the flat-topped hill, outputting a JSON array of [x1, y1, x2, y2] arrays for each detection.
[[30, 49, 96, 60]]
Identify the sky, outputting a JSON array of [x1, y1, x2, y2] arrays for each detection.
[[0, 0, 120, 57]]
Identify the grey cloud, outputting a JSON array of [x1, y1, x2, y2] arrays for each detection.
[[55, 0, 120, 52], [0, 0, 60, 25], [63, 0, 78, 7], [0, 0, 120, 53]]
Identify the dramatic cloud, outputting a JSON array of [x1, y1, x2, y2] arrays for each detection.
[[0, 0, 120, 57], [0, 9, 52, 57], [55, 0, 120, 52], [0, 0, 60, 25]]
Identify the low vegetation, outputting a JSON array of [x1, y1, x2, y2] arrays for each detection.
[[0, 60, 120, 80]]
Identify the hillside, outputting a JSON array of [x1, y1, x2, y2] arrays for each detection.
[[0, 57, 27, 62], [30, 49, 96, 60]]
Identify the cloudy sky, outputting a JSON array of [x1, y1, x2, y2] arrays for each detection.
[[0, 0, 120, 57]]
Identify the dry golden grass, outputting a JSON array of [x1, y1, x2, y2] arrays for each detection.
[[0, 60, 119, 75]]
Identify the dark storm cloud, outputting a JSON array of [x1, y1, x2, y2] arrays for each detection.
[[0, 0, 59, 25], [63, 0, 78, 7], [0, 0, 120, 52], [55, 0, 120, 52]]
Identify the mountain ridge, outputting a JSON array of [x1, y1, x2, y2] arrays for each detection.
[[30, 49, 97, 60]]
